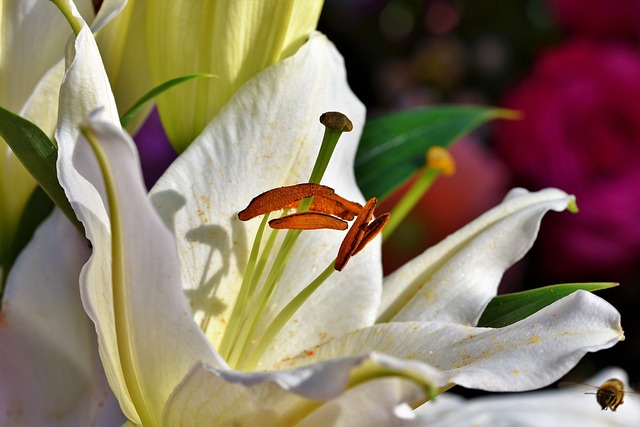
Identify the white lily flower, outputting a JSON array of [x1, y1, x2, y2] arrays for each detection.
[[414, 367, 640, 426], [0, 210, 124, 426], [53, 2, 622, 426]]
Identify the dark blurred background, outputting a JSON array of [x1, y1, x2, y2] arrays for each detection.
[[319, 0, 640, 392]]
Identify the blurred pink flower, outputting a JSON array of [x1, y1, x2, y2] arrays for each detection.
[[494, 39, 640, 280], [548, 0, 640, 40]]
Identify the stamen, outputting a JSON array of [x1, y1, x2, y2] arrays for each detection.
[[335, 198, 377, 271], [288, 194, 363, 220], [382, 146, 455, 241], [269, 212, 348, 230], [238, 183, 335, 221], [352, 213, 390, 256]]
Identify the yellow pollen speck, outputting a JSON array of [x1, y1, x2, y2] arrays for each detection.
[[469, 334, 476, 339], [530, 337, 540, 343], [513, 370, 520, 375]]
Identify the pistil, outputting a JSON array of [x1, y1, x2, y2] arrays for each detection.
[[382, 146, 455, 241]]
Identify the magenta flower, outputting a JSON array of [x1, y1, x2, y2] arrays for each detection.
[[548, 0, 640, 40], [494, 39, 640, 279]]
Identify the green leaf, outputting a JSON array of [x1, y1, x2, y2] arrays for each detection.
[[120, 73, 215, 128], [355, 106, 518, 200], [477, 283, 618, 328], [0, 106, 79, 230]]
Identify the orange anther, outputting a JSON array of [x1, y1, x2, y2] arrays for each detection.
[[287, 194, 363, 220], [335, 198, 377, 271], [353, 213, 390, 255], [269, 212, 348, 231], [238, 183, 335, 221]]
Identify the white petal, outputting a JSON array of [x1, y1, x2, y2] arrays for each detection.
[[150, 32, 380, 366], [162, 353, 445, 426], [379, 188, 574, 325], [58, 115, 225, 425], [0, 0, 93, 112], [415, 368, 640, 427], [0, 210, 123, 426], [56, 24, 120, 147], [277, 291, 622, 392]]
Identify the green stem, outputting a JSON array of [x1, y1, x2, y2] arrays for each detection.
[[382, 168, 441, 242], [49, 0, 84, 35]]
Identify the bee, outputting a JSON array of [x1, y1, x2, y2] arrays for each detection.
[[561, 378, 637, 412], [587, 378, 625, 412]]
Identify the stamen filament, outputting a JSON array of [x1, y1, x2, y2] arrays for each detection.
[[218, 213, 271, 359], [382, 146, 455, 242], [240, 261, 336, 371], [227, 229, 302, 368]]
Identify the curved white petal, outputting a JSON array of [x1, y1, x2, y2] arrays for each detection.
[[379, 188, 574, 325], [415, 368, 640, 427], [162, 353, 446, 426], [0, 210, 123, 426], [277, 291, 622, 392], [58, 114, 225, 426], [150, 32, 379, 367]]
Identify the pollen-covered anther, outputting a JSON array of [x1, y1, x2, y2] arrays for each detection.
[[269, 212, 348, 230], [334, 197, 390, 271], [287, 193, 363, 220], [238, 183, 335, 221]]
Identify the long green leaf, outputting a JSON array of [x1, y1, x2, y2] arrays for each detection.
[[355, 106, 518, 199], [477, 283, 618, 328], [0, 106, 78, 229], [120, 73, 215, 128]]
